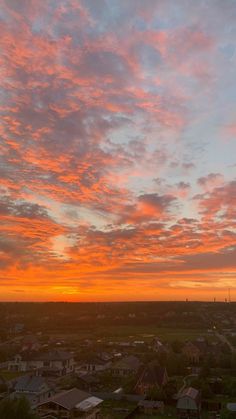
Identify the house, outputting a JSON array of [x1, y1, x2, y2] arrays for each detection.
[[194, 339, 209, 357], [117, 341, 132, 348], [138, 400, 164, 415], [152, 337, 167, 353], [110, 355, 141, 377], [182, 342, 201, 364], [177, 387, 201, 419], [36, 350, 75, 376], [83, 355, 111, 373], [37, 387, 103, 419], [8, 350, 74, 376], [21, 335, 41, 352], [133, 362, 168, 395], [226, 403, 236, 415], [10, 374, 52, 407], [133, 340, 145, 347], [8, 354, 30, 372], [99, 352, 114, 362], [76, 374, 101, 392]]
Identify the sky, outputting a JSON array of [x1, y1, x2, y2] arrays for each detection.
[[0, 0, 236, 302]]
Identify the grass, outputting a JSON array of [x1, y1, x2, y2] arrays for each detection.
[[100, 399, 137, 419], [133, 405, 176, 418], [134, 408, 211, 419], [44, 325, 211, 345], [95, 325, 208, 343]]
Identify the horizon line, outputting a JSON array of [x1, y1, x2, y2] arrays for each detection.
[[0, 299, 234, 304]]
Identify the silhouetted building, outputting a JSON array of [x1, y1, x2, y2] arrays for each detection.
[[134, 362, 168, 395]]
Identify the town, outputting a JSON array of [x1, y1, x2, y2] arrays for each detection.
[[0, 301, 235, 418]]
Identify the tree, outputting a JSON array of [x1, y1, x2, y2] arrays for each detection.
[[200, 362, 211, 379], [157, 351, 167, 366], [0, 349, 8, 363], [201, 382, 213, 399], [222, 377, 236, 397], [0, 382, 7, 393], [164, 379, 177, 399], [146, 385, 166, 401], [219, 354, 231, 369], [171, 340, 183, 354], [221, 409, 235, 419], [0, 397, 39, 419], [191, 378, 213, 399], [166, 353, 188, 375]]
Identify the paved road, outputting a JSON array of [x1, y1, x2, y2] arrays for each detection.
[[216, 332, 236, 353]]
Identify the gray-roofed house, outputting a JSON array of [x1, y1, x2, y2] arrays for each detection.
[[226, 403, 236, 415], [21, 335, 41, 352], [110, 355, 141, 377], [8, 350, 74, 376], [177, 387, 201, 419], [76, 374, 101, 392], [10, 374, 52, 407], [36, 350, 75, 376], [37, 387, 103, 418], [152, 337, 169, 354], [83, 355, 111, 373]]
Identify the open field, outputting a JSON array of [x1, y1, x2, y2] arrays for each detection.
[[97, 325, 208, 342], [46, 325, 209, 344]]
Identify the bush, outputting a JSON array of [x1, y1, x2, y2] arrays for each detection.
[[0, 397, 39, 419]]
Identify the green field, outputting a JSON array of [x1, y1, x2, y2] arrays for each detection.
[[95, 325, 208, 343], [45, 325, 209, 346]]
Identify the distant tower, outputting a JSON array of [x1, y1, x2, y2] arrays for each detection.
[[214, 297, 216, 303], [228, 288, 231, 303]]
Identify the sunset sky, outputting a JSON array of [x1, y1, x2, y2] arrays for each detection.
[[0, 0, 236, 302]]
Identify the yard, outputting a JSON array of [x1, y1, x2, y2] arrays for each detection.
[[134, 405, 176, 418], [100, 399, 137, 418]]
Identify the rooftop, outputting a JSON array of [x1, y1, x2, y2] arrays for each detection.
[[227, 403, 236, 412], [36, 350, 73, 361], [38, 387, 102, 411], [14, 375, 48, 393], [112, 355, 141, 370], [178, 387, 199, 400], [135, 362, 167, 388]]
